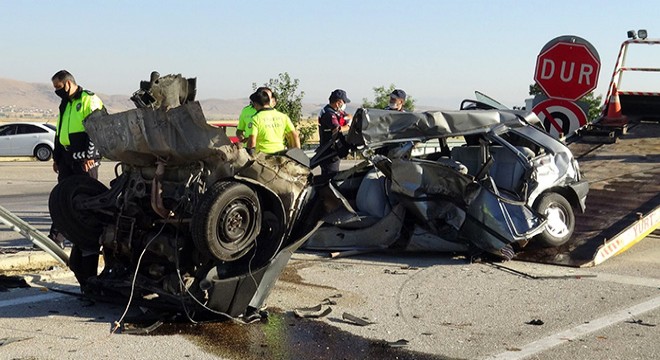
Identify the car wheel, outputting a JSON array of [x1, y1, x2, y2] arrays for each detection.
[[35, 144, 53, 161], [533, 192, 575, 247], [192, 181, 261, 262], [48, 175, 108, 249]]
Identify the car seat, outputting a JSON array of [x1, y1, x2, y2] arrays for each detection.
[[355, 168, 391, 218], [489, 146, 534, 194], [451, 145, 534, 194], [450, 146, 482, 176], [336, 168, 392, 229]]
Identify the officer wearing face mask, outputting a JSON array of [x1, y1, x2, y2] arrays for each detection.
[[49, 70, 105, 288], [51, 70, 105, 180], [318, 89, 351, 177], [385, 89, 407, 111]]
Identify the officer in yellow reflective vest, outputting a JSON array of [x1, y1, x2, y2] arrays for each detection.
[[51, 70, 105, 181], [236, 86, 274, 145], [50, 70, 106, 287], [246, 89, 300, 155]]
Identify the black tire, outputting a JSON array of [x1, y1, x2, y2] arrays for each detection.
[[34, 144, 53, 161], [49, 175, 108, 249], [192, 181, 261, 262], [533, 192, 575, 247]]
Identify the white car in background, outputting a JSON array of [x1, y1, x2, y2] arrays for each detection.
[[0, 122, 56, 161]]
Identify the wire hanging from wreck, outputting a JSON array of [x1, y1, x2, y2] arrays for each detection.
[[111, 219, 168, 334]]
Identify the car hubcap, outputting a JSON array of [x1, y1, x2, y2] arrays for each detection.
[[217, 199, 255, 252], [544, 205, 568, 238], [37, 148, 49, 159]]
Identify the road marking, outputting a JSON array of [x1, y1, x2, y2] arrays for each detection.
[[488, 294, 660, 360], [0, 292, 66, 309]]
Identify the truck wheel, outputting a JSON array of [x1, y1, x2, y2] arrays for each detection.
[[192, 181, 261, 262], [35, 144, 53, 161], [533, 192, 575, 247], [48, 175, 108, 249]]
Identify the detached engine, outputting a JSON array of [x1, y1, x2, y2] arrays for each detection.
[[49, 72, 317, 321]]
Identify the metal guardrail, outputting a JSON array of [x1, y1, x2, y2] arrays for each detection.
[[0, 204, 68, 265]]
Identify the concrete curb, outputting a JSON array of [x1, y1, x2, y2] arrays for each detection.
[[0, 157, 34, 162], [0, 249, 70, 272]]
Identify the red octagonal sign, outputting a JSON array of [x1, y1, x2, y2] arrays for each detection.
[[534, 40, 600, 101]]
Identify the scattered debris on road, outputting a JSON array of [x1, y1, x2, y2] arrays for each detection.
[[341, 312, 375, 326], [0, 274, 30, 291], [293, 304, 332, 319], [625, 317, 656, 327], [526, 319, 545, 326]]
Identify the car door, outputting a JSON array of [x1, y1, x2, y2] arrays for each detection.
[[14, 124, 47, 156], [0, 124, 18, 155]]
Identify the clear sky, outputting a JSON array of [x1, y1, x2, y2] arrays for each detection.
[[1, 0, 659, 108]]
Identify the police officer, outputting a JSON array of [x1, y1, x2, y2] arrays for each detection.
[[246, 89, 300, 154], [50, 70, 105, 288], [236, 86, 274, 144], [51, 70, 105, 180], [386, 89, 407, 111], [318, 89, 351, 177]]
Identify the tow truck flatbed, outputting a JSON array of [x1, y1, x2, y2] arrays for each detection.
[[516, 119, 660, 267]]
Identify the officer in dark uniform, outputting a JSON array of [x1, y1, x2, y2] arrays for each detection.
[[50, 70, 105, 288], [385, 89, 407, 111], [318, 89, 351, 177]]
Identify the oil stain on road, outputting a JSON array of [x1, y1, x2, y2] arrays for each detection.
[[144, 311, 461, 360]]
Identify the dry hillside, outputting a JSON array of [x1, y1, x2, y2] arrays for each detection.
[[0, 78, 325, 120]]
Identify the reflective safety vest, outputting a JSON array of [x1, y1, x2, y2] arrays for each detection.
[[57, 90, 104, 146], [251, 108, 295, 154]]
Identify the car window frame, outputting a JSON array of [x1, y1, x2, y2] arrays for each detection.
[[16, 124, 47, 135], [0, 124, 18, 136]]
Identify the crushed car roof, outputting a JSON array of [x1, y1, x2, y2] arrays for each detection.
[[346, 108, 540, 147]]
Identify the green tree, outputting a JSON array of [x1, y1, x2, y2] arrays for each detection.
[[529, 83, 603, 121], [362, 84, 416, 112], [254, 72, 316, 145]]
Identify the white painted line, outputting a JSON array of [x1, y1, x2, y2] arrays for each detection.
[[487, 294, 660, 360], [0, 292, 66, 309]]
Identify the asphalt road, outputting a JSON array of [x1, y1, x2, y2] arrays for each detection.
[[1, 159, 659, 359]]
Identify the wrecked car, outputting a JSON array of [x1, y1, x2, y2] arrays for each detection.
[[305, 99, 588, 259], [47, 73, 586, 321], [48, 73, 327, 321]]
